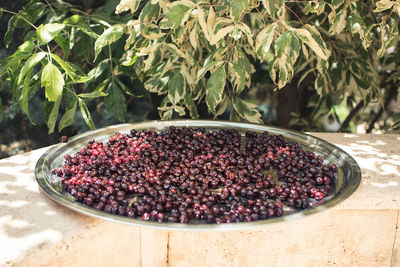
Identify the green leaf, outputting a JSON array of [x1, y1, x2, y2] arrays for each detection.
[[4, 16, 17, 48], [139, 2, 160, 23], [94, 24, 124, 61], [294, 25, 330, 60], [184, 94, 199, 119], [206, 66, 226, 115], [162, 4, 191, 28], [78, 91, 108, 98], [0, 99, 3, 124], [216, 96, 230, 116], [18, 52, 47, 84], [37, 23, 65, 45], [59, 98, 77, 132], [78, 98, 95, 129], [64, 14, 80, 25], [41, 62, 65, 101], [168, 72, 185, 105], [46, 96, 62, 134], [230, 109, 241, 121], [51, 53, 76, 82], [236, 47, 252, 75], [105, 81, 127, 121], [88, 59, 109, 80], [21, 70, 33, 122], [54, 35, 70, 59], [17, 40, 35, 54], [230, 0, 249, 21], [232, 96, 262, 123], [77, 22, 99, 39]]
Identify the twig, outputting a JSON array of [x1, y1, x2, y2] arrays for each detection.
[[338, 100, 364, 132], [366, 86, 397, 133], [44, 0, 57, 16], [286, 5, 304, 26], [226, 39, 236, 62], [1, 8, 37, 29], [108, 45, 114, 80]]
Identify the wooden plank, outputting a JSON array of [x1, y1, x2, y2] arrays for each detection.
[[140, 228, 168, 267], [169, 210, 397, 267], [392, 211, 400, 267], [15, 221, 141, 267]]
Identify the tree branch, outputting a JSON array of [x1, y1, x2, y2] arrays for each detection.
[[366, 86, 397, 133], [338, 100, 364, 132]]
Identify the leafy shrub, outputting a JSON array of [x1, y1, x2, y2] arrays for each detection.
[[0, 0, 399, 132]]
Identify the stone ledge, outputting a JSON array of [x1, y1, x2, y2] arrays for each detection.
[[0, 133, 399, 266]]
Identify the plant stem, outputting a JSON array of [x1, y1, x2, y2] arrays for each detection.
[[338, 100, 364, 132], [286, 5, 304, 26], [108, 45, 114, 81], [1, 8, 37, 29], [44, 0, 57, 16]]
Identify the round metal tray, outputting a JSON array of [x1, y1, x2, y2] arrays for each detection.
[[35, 120, 361, 231]]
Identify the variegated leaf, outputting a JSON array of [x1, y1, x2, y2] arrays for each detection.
[[232, 96, 262, 123], [206, 66, 226, 114]]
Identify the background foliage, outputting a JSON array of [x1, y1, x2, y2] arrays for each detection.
[[0, 0, 399, 157]]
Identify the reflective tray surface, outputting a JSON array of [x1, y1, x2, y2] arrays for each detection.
[[35, 120, 361, 231]]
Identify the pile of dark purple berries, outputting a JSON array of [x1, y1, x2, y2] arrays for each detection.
[[53, 126, 337, 224]]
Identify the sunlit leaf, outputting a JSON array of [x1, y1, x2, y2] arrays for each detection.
[[18, 52, 47, 84], [51, 53, 76, 82], [94, 24, 124, 61], [37, 23, 65, 45], [41, 62, 65, 101]]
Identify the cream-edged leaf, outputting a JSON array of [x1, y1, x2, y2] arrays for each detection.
[[210, 26, 235, 45], [206, 66, 226, 114], [294, 25, 330, 60]]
